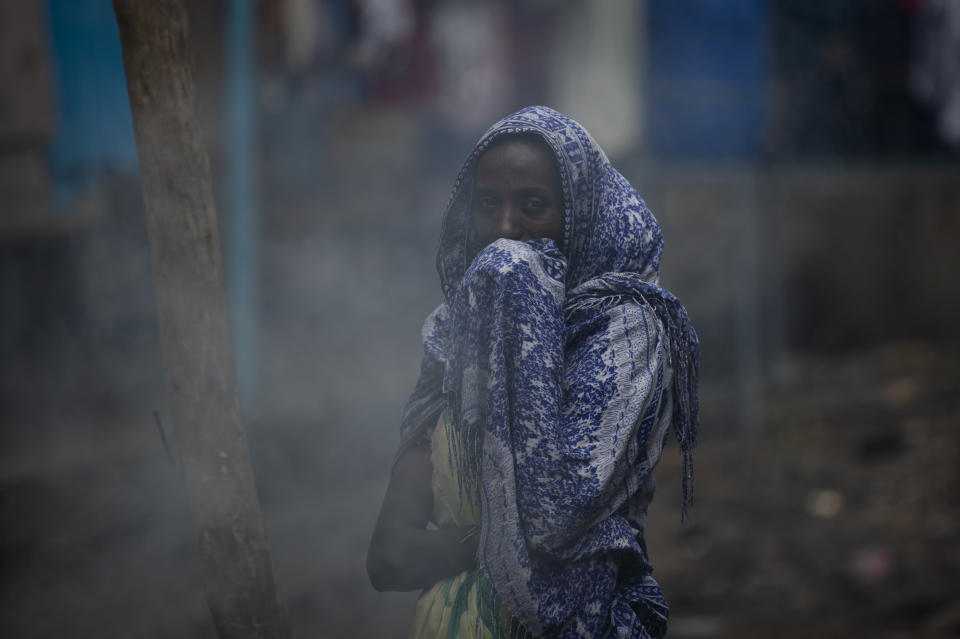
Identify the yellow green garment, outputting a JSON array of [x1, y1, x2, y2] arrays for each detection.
[[408, 409, 522, 639]]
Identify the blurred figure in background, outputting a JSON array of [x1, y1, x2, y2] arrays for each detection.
[[0, 0, 54, 220], [911, 0, 960, 148]]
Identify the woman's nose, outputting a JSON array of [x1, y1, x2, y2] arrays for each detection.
[[497, 206, 523, 240]]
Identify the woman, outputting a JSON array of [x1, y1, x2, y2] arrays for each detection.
[[368, 106, 699, 638]]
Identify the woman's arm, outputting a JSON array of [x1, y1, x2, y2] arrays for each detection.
[[367, 440, 479, 592]]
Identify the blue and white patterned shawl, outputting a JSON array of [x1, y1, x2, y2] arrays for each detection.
[[397, 106, 699, 638]]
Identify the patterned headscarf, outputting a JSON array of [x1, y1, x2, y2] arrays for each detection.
[[397, 106, 699, 638]]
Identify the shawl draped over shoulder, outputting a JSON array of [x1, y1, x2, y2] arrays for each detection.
[[395, 106, 699, 638]]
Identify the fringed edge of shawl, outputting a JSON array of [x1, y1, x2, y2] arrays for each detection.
[[654, 287, 700, 523]]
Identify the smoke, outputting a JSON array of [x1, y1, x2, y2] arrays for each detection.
[[2, 1, 958, 638]]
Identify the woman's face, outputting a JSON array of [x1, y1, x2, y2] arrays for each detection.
[[471, 138, 564, 249]]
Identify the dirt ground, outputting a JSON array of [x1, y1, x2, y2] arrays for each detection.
[[647, 340, 960, 638]]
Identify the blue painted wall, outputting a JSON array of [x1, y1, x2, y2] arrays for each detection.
[[647, 0, 769, 159], [46, 0, 138, 202]]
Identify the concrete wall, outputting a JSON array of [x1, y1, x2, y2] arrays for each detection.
[[635, 162, 960, 421], [646, 162, 959, 348]]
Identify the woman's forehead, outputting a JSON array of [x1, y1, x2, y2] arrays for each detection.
[[475, 138, 560, 187]]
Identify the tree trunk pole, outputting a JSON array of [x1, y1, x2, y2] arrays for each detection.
[[112, 2, 289, 637]]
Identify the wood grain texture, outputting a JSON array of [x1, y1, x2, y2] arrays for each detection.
[[112, 1, 289, 637]]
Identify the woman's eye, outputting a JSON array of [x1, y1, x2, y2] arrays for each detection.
[[523, 198, 546, 213], [478, 196, 498, 209]]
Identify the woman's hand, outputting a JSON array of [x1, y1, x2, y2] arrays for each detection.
[[367, 441, 479, 592]]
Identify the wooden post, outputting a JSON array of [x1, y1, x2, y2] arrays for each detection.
[[112, 2, 289, 637]]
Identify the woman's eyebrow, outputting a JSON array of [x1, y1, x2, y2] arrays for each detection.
[[515, 187, 551, 197]]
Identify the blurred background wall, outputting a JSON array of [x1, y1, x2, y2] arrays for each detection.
[[1, 1, 958, 637]]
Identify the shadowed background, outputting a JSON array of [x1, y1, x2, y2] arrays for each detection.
[[1, 1, 958, 637]]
